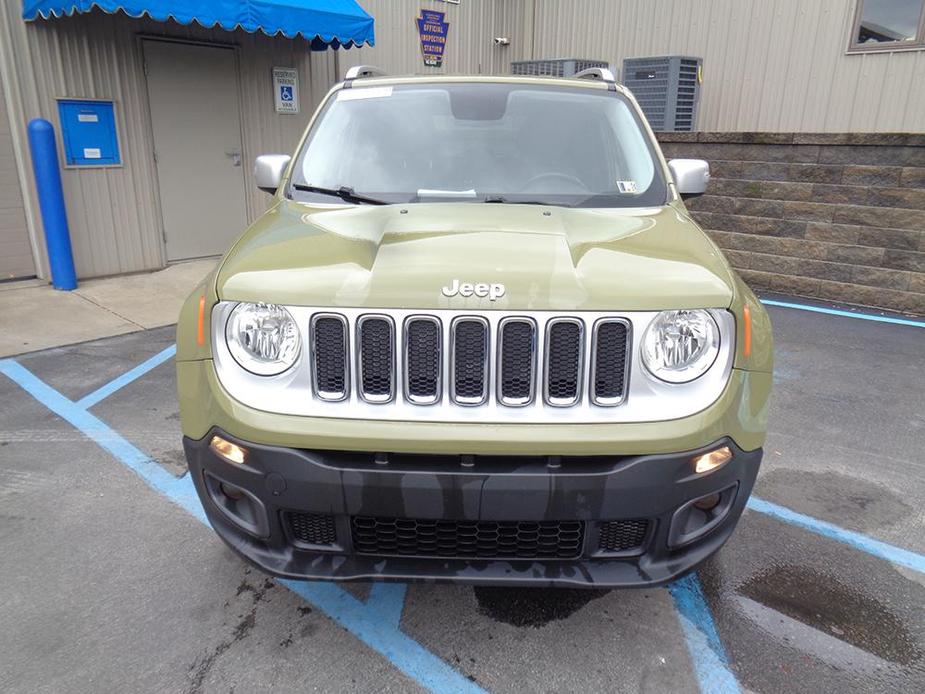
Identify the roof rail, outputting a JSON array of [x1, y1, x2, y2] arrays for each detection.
[[344, 65, 388, 83], [573, 66, 617, 91]]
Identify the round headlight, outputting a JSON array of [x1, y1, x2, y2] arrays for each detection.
[[641, 309, 720, 383], [225, 302, 301, 376]]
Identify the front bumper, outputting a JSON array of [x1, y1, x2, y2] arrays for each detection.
[[184, 431, 762, 588]]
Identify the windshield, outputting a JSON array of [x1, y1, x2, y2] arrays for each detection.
[[291, 82, 667, 208]]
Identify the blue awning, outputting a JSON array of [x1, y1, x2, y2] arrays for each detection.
[[22, 0, 375, 49]]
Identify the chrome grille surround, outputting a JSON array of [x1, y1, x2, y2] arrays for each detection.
[[450, 316, 490, 406], [403, 315, 442, 405], [309, 313, 349, 401], [356, 314, 395, 403], [213, 304, 736, 425], [496, 317, 537, 407], [590, 318, 632, 407], [544, 317, 584, 407]]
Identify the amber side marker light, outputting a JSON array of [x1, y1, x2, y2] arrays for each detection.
[[210, 435, 247, 465], [743, 304, 752, 358], [197, 295, 206, 347], [692, 446, 733, 474]]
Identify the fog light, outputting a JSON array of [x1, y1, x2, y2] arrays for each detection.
[[694, 493, 721, 511], [210, 435, 246, 465], [692, 446, 732, 474], [220, 482, 245, 501]]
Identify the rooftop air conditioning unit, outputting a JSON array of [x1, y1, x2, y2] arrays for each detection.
[[511, 58, 615, 79], [622, 56, 702, 131]]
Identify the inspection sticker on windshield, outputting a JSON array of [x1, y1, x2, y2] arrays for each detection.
[[617, 180, 638, 193], [338, 86, 393, 101]]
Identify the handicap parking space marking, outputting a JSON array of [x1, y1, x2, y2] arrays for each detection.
[[9, 320, 925, 693], [1, 350, 737, 693], [669, 575, 740, 694], [0, 356, 485, 694], [76, 344, 177, 409], [761, 298, 925, 328], [747, 497, 925, 575]]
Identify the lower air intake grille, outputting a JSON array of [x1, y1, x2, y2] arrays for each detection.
[[452, 319, 488, 403], [351, 516, 584, 559], [597, 519, 650, 554], [286, 512, 337, 546]]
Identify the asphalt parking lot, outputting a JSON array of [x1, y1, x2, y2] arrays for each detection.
[[1, 296, 923, 694]]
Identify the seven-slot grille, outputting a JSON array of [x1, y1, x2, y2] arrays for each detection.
[[306, 313, 630, 408]]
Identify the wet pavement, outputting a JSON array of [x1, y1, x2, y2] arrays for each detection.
[[0, 298, 923, 693]]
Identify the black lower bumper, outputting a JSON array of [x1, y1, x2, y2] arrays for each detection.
[[183, 431, 761, 588]]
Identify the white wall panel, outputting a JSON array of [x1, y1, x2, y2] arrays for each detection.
[[529, 0, 925, 132]]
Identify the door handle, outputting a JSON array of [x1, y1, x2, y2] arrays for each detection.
[[225, 150, 242, 167]]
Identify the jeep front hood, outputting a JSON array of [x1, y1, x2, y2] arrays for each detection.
[[215, 200, 735, 311]]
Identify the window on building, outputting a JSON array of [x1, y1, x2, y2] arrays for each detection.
[[850, 0, 925, 50]]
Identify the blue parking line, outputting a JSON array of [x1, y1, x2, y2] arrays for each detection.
[[76, 344, 177, 409], [366, 583, 411, 627], [748, 497, 925, 574], [761, 299, 925, 328], [0, 358, 485, 694], [669, 574, 740, 694]]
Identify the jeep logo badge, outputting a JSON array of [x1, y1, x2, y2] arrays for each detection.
[[442, 279, 505, 301]]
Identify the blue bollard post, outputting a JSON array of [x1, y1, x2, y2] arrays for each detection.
[[27, 118, 77, 290]]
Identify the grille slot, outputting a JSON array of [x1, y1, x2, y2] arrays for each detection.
[[351, 516, 585, 560], [597, 519, 650, 554], [498, 319, 536, 406], [591, 320, 630, 405], [357, 316, 394, 402], [545, 319, 583, 406], [286, 512, 338, 547], [451, 318, 489, 404], [311, 315, 348, 400], [405, 317, 442, 404]]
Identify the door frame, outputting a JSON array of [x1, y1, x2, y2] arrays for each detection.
[[136, 34, 249, 265]]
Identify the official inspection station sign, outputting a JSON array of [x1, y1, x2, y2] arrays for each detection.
[[416, 10, 449, 68], [273, 67, 299, 114]]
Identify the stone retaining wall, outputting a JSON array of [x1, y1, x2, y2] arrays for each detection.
[[657, 133, 925, 315]]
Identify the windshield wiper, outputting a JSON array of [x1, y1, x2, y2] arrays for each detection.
[[292, 184, 388, 205], [482, 196, 559, 206]]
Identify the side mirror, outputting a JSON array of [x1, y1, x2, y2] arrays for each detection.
[[667, 159, 710, 199], [254, 154, 292, 194]]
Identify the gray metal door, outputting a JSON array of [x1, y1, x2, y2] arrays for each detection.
[[143, 40, 247, 261], [0, 80, 35, 279]]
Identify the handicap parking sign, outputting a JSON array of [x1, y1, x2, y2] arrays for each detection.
[[272, 67, 299, 114]]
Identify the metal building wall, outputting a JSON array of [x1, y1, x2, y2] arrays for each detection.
[[528, 0, 925, 133], [0, 64, 35, 279], [0, 6, 336, 279], [337, 0, 527, 76]]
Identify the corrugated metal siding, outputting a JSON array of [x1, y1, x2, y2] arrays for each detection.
[[337, 0, 526, 76], [0, 7, 336, 279], [528, 0, 925, 133], [0, 65, 35, 279]]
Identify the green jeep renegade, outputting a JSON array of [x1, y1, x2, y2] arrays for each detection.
[[176, 67, 773, 588]]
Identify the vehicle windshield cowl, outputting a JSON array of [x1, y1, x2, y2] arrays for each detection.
[[290, 82, 668, 208]]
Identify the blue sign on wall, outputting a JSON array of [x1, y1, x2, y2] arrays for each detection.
[[57, 100, 121, 167], [416, 10, 449, 68]]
